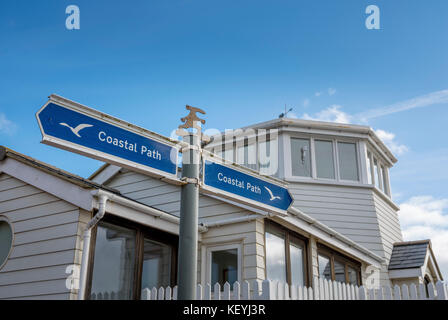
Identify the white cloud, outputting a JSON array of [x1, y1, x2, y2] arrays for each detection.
[[374, 129, 409, 156], [356, 89, 448, 122], [302, 105, 352, 124], [399, 196, 448, 280], [303, 99, 310, 108], [0, 113, 16, 135], [315, 92, 322, 97], [328, 88, 337, 96]]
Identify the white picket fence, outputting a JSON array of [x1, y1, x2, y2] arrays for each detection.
[[139, 278, 448, 301]]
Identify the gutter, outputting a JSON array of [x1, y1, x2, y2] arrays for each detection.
[[78, 194, 108, 300], [199, 215, 260, 232]]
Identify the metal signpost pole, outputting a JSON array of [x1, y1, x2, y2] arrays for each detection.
[[176, 106, 206, 300]]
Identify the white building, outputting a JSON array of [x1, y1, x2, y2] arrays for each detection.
[[0, 117, 443, 300]]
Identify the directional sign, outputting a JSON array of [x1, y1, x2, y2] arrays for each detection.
[[36, 95, 179, 180], [202, 158, 293, 215]]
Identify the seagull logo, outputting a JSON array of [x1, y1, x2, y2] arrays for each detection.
[[264, 186, 281, 201], [59, 123, 93, 138]]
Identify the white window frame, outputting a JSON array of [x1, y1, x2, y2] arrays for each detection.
[[0, 215, 14, 271], [205, 243, 242, 288], [366, 148, 391, 197], [287, 134, 362, 185]]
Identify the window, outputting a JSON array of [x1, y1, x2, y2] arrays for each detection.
[[337, 142, 359, 181], [381, 166, 389, 195], [141, 239, 172, 290], [215, 147, 234, 163], [0, 217, 13, 269], [259, 140, 277, 175], [206, 244, 241, 290], [211, 249, 238, 287], [290, 138, 312, 177], [265, 228, 287, 283], [237, 143, 257, 170], [317, 244, 361, 285], [265, 222, 308, 287], [318, 254, 331, 281], [315, 140, 335, 179], [90, 223, 136, 300], [366, 151, 373, 184], [88, 217, 177, 300], [374, 158, 381, 190]]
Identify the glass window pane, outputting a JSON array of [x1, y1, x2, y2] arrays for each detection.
[[382, 166, 389, 195], [347, 266, 359, 285], [338, 142, 359, 181], [141, 239, 172, 291], [318, 254, 332, 280], [0, 221, 13, 267], [211, 249, 238, 288], [315, 140, 335, 179], [366, 152, 373, 184], [290, 138, 311, 177], [265, 228, 287, 283], [374, 158, 381, 189], [290, 241, 305, 286], [90, 222, 136, 300], [334, 260, 346, 283], [237, 144, 256, 170], [215, 147, 234, 163]]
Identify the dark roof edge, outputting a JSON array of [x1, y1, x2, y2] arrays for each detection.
[[392, 239, 430, 247], [0, 146, 120, 195]]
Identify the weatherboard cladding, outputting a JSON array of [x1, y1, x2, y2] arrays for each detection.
[[388, 242, 429, 270]]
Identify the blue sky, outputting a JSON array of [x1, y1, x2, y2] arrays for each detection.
[[1, 1, 448, 278]]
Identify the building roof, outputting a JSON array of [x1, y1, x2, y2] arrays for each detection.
[[0, 145, 120, 194], [208, 117, 397, 165], [388, 240, 430, 270]]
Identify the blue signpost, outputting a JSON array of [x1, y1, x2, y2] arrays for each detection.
[[36, 95, 178, 179], [36, 95, 293, 300], [203, 158, 293, 214]]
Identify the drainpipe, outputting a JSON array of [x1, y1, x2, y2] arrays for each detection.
[[78, 194, 108, 300]]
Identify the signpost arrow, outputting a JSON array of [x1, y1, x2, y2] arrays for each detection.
[[36, 94, 180, 182], [202, 157, 293, 215]]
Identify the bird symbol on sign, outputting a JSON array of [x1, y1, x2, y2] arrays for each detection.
[[264, 186, 281, 201], [59, 123, 93, 138]]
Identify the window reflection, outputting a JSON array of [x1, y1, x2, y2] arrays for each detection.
[[338, 142, 359, 181], [265, 230, 287, 283], [334, 260, 346, 283], [291, 138, 312, 177], [290, 242, 305, 286], [90, 222, 136, 300], [315, 140, 335, 179], [318, 254, 332, 280], [141, 239, 172, 290], [347, 266, 358, 285], [211, 249, 238, 288]]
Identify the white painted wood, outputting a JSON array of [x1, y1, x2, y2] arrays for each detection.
[[409, 284, 418, 300], [196, 284, 203, 300], [173, 286, 178, 300], [141, 288, 150, 300], [204, 283, 211, 300], [166, 286, 172, 300], [436, 281, 447, 300], [290, 284, 297, 300], [418, 283, 426, 300], [428, 282, 435, 300], [214, 283, 221, 300], [223, 282, 231, 300], [393, 285, 401, 300], [233, 281, 240, 300], [241, 281, 250, 300], [401, 284, 410, 300]]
